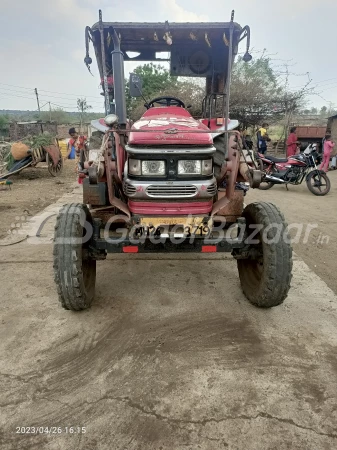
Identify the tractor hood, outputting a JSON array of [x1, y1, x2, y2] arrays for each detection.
[[128, 107, 213, 146]]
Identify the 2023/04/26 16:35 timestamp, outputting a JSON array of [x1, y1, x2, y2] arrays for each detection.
[[16, 427, 87, 434]]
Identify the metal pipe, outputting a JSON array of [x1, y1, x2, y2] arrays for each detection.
[[99, 10, 110, 115], [224, 11, 235, 155], [110, 28, 127, 127], [264, 175, 286, 184]]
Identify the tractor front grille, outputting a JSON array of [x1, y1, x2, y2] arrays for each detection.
[[146, 185, 198, 198]]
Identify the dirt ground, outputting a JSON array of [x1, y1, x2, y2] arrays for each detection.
[[0, 160, 77, 240]]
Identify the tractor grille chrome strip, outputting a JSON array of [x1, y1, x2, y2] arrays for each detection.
[[146, 185, 198, 198], [123, 177, 217, 200], [126, 145, 216, 155], [206, 183, 217, 196], [124, 183, 137, 196]]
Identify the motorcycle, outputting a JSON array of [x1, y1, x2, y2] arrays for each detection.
[[256, 145, 330, 196]]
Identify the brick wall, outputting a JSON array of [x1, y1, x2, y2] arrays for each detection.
[[57, 124, 90, 140], [9, 122, 58, 141]]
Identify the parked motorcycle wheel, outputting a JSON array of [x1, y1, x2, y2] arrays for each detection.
[[258, 160, 274, 190], [306, 170, 330, 196]]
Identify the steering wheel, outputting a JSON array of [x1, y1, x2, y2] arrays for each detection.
[[147, 96, 185, 108]]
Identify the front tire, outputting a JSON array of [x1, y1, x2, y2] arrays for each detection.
[[53, 203, 96, 310], [237, 202, 292, 307], [306, 170, 330, 196]]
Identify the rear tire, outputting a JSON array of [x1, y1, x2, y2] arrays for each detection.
[[237, 202, 292, 307], [53, 203, 96, 310], [306, 170, 330, 196]]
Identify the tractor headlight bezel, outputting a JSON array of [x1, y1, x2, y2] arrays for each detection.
[[177, 159, 213, 176], [128, 158, 166, 176]]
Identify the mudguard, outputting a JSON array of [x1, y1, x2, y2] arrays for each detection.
[[306, 169, 325, 181]]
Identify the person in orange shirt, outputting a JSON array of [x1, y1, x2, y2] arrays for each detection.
[[66, 128, 88, 173]]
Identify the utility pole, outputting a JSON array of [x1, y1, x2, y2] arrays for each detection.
[[49, 102, 52, 122], [34, 88, 43, 132], [35, 88, 41, 117]]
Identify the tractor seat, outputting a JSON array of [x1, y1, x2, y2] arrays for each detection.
[[264, 155, 288, 163]]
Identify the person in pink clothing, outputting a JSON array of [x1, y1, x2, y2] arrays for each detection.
[[320, 135, 335, 172], [286, 127, 300, 157]]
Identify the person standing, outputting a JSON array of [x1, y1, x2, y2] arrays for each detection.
[[66, 128, 88, 170], [320, 135, 335, 173], [286, 127, 299, 158], [257, 123, 270, 155]]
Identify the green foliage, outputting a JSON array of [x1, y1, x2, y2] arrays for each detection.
[[0, 115, 9, 137], [0, 143, 14, 173], [0, 115, 8, 129], [23, 132, 55, 150], [232, 56, 278, 90], [133, 63, 178, 97], [40, 108, 69, 124], [5, 151, 15, 170], [126, 63, 204, 121]]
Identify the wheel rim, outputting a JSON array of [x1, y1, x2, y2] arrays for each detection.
[[47, 152, 63, 177], [309, 172, 328, 193]]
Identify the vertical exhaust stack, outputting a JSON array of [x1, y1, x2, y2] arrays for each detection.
[[111, 28, 127, 128]]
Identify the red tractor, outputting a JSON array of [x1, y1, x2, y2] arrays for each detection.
[[53, 10, 292, 310]]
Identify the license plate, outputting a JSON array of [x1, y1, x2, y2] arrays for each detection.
[[139, 216, 212, 235]]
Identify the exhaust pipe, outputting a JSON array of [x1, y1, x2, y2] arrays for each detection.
[[264, 174, 287, 184]]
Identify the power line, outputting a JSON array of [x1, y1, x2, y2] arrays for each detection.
[[0, 91, 37, 101], [0, 82, 102, 100], [0, 86, 103, 105]]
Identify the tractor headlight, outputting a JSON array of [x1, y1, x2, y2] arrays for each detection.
[[178, 159, 212, 175], [128, 159, 166, 176], [141, 160, 166, 176]]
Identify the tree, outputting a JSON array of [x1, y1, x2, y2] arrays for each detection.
[[0, 115, 9, 137], [320, 106, 328, 116], [77, 98, 92, 132], [229, 56, 311, 130], [126, 63, 205, 121], [40, 107, 69, 124]]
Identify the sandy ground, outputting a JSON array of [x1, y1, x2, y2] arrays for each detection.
[[0, 166, 337, 449], [0, 160, 77, 240]]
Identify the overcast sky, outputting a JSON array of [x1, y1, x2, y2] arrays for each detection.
[[1, 0, 336, 113]]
